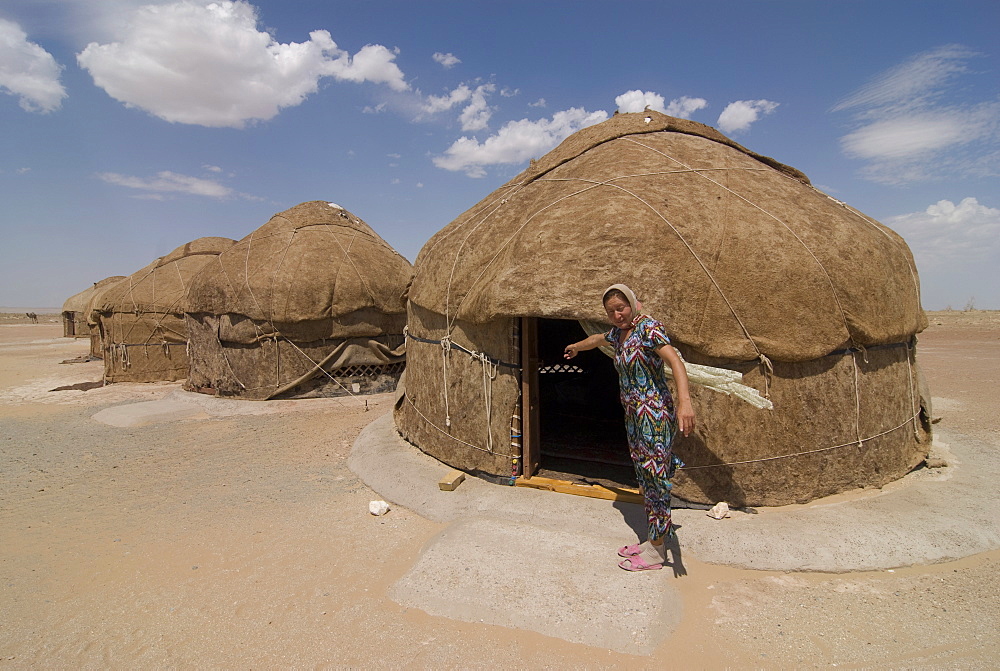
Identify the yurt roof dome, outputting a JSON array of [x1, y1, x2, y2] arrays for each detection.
[[409, 111, 925, 362]]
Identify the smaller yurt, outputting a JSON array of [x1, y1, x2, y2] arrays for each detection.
[[184, 201, 412, 400], [85, 277, 129, 359], [93, 237, 235, 383], [61, 276, 125, 337]]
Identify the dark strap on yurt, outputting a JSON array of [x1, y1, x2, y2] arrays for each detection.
[[403, 329, 520, 370]]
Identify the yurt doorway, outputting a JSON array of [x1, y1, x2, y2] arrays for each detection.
[[520, 318, 637, 492]]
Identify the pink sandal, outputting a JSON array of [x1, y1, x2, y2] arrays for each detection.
[[618, 543, 643, 558], [618, 555, 662, 571]]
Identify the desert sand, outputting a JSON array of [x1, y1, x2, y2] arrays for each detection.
[[1, 311, 998, 668]]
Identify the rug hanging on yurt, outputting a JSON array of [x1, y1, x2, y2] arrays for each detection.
[[92, 237, 235, 383], [184, 201, 412, 400], [395, 110, 932, 507], [61, 276, 125, 338]]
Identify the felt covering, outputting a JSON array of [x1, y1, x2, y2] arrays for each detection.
[[408, 110, 926, 362], [396, 111, 931, 506], [93, 237, 235, 383], [184, 201, 412, 399], [61, 276, 125, 338]]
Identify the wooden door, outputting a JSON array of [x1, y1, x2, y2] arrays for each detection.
[[520, 317, 540, 477]]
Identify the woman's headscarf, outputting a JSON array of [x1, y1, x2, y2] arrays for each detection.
[[603, 283, 640, 316]]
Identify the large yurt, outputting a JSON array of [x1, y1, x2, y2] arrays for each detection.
[[184, 201, 412, 400], [395, 111, 931, 507], [61, 276, 125, 338], [93, 237, 236, 383]]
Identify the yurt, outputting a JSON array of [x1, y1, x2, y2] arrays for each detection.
[[93, 237, 235, 383], [395, 111, 931, 507], [85, 276, 129, 359], [184, 201, 412, 400], [61, 276, 125, 338]]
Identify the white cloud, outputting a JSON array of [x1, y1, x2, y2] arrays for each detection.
[[432, 52, 460, 68], [0, 18, 67, 113], [886, 197, 1000, 267], [833, 45, 999, 183], [615, 90, 707, 119], [76, 0, 407, 128], [421, 82, 495, 131], [529, 98, 547, 108], [840, 113, 973, 161], [98, 170, 235, 198], [615, 90, 665, 114], [422, 84, 472, 114], [457, 83, 495, 131], [833, 44, 978, 116], [717, 99, 779, 133], [203, 164, 223, 173], [433, 107, 609, 178], [665, 96, 707, 119]]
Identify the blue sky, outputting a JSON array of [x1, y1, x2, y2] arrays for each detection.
[[1, 0, 998, 310]]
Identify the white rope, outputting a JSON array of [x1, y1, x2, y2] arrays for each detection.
[[440, 335, 453, 427], [475, 351, 500, 453], [851, 350, 864, 447], [904, 341, 920, 440], [822, 193, 924, 312], [680, 409, 922, 470], [402, 391, 515, 456], [232, 225, 368, 404]]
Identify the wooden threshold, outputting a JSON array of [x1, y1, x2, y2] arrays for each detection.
[[515, 475, 643, 504]]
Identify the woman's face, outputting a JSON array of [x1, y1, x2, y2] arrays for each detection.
[[604, 295, 634, 329]]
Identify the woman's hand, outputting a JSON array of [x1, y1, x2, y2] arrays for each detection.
[[564, 333, 607, 359], [676, 399, 696, 437], [657, 344, 696, 437]]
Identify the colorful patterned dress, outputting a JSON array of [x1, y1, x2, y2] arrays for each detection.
[[606, 315, 684, 541]]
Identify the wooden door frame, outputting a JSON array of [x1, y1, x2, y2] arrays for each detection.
[[515, 316, 642, 503], [520, 317, 540, 477]]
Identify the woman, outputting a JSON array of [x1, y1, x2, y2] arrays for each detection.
[[564, 284, 695, 571]]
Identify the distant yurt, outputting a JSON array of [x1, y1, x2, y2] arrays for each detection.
[[85, 276, 129, 359], [395, 111, 931, 507], [61, 276, 125, 338], [93, 237, 236, 383], [184, 201, 412, 400]]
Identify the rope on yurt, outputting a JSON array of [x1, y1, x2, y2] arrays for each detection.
[[822, 193, 924, 315], [440, 334, 453, 427], [623, 136, 873, 440], [403, 328, 519, 368], [105, 251, 199, 377], [249, 228, 369, 403], [475, 350, 500, 453], [403, 326, 518, 455], [210, 222, 387, 403], [539, 173, 779, 397], [400, 390, 516, 457], [678, 407, 922, 470], [904, 340, 921, 440], [443, 194, 522, 333]]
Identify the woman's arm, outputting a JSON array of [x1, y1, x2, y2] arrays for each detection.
[[656, 345, 696, 437], [564, 332, 608, 359]]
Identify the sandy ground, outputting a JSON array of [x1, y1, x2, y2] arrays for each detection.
[[1, 312, 998, 668]]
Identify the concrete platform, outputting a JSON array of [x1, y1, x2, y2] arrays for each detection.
[[349, 413, 1000, 653]]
